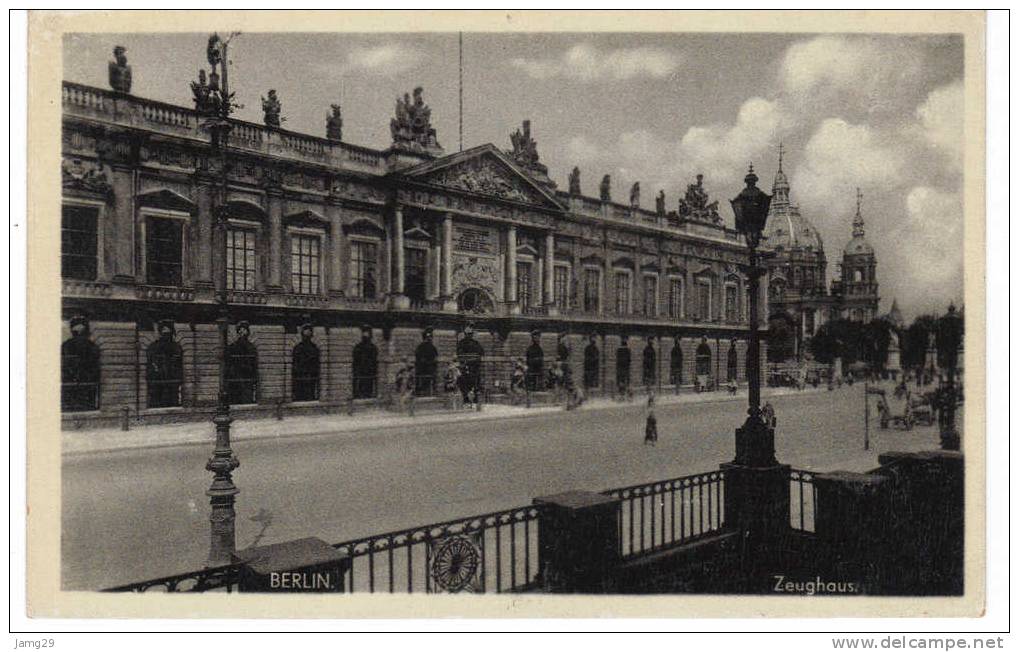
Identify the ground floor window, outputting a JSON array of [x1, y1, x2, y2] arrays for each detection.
[[61, 335, 100, 412], [670, 344, 684, 385], [583, 343, 599, 388], [696, 343, 712, 378], [292, 339, 321, 402], [352, 341, 379, 399], [727, 344, 738, 382], [147, 337, 183, 408], [226, 339, 258, 405]]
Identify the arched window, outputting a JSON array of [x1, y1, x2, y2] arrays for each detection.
[[292, 336, 320, 402], [670, 341, 684, 385], [352, 331, 379, 399], [695, 342, 712, 378], [62, 329, 101, 412], [583, 338, 600, 389], [458, 288, 494, 315], [226, 333, 258, 405], [853, 268, 863, 283], [147, 331, 183, 408], [642, 339, 657, 386], [615, 341, 631, 391], [727, 343, 738, 382]]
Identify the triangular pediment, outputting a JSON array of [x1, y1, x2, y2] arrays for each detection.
[[399, 145, 563, 210]]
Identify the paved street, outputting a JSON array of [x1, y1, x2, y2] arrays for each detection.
[[62, 384, 944, 590]]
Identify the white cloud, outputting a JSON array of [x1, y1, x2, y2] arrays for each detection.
[[344, 44, 420, 75], [890, 186, 964, 310], [511, 43, 682, 81], [914, 81, 964, 162], [565, 135, 603, 163], [778, 36, 926, 115], [793, 118, 904, 216]]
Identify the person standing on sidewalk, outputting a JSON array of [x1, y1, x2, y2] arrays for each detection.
[[457, 322, 484, 408], [526, 329, 545, 392], [643, 393, 658, 446]]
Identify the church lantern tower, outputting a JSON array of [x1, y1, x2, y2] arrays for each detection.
[[840, 189, 879, 322]]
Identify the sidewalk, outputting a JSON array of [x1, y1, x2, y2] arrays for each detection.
[[62, 385, 829, 456]]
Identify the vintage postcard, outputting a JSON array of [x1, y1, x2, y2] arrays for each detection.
[[25, 9, 986, 618]]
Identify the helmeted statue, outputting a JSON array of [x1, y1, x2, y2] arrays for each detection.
[[678, 173, 721, 223], [190, 69, 214, 114], [390, 86, 442, 154], [599, 174, 612, 202], [630, 182, 640, 208], [326, 103, 343, 142], [108, 45, 132, 94], [568, 167, 581, 196], [262, 90, 282, 128]]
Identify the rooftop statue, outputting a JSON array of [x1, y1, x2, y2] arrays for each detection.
[[656, 190, 666, 215], [510, 120, 540, 168], [568, 167, 581, 196], [108, 45, 132, 94], [599, 174, 611, 202], [390, 86, 441, 153], [326, 103, 343, 142], [678, 174, 721, 224], [190, 69, 216, 115], [630, 181, 640, 208], [262, 90, 282, 128]]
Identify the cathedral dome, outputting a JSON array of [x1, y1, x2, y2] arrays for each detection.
[[763, 203, 825, 252], [843, 235, 874, 256], [761, 144, 825, 253]]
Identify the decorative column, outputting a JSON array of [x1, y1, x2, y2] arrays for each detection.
[[441, 213, 456, 311], [506, 225, 519, 314], [267, 191, 283, 290], [328, 203, 344, 296], [391, 205, 409, 309], [544, 231, 556, 314]]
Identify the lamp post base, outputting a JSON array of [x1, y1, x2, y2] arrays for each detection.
[[733, 411, 777, 468]]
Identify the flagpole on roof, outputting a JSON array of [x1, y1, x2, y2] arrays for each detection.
[[459, 31, 464, 152]]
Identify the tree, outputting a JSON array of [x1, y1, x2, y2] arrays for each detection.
[[767, 315, 796, 362], [901, 314, 938, 371], [861, 319, 893, 371]]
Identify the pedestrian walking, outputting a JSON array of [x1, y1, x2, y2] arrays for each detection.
[[762, 401, 776, 429], [643, 393, 658, 446], [444, 360, 462, 412]]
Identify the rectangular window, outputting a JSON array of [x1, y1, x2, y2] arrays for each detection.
[[226, 228, 257, 291], [290, 233, 321, 295], [349, 240, 378, 299], [614, 272, 631, 315], [668, 278, 684, 319], [583, 268, 600, 313], [62, 205, 98, 280], [554, 266, 570, 311], [146, 216, 184, 287], [643, 275, 658, 317], [697, 280, 711, 321], [516, 261, 532, 309], [405, 247, 427, 303], [725, 285, 739, 323]]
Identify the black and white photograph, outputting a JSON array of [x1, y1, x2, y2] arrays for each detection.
[[22, 9, 990, 622]]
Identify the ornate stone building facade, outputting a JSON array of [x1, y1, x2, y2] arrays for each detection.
[[762, 149, 880, 360], [59, 63, 766, 426]]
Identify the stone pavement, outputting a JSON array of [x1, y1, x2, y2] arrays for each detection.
[[62, 385, 829, 456]]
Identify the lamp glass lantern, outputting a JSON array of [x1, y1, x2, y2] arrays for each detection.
[[730, 166, 772, 249]]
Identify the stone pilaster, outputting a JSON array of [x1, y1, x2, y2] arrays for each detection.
[[267, 191, 283, 290], [506, 225, 518, 313]]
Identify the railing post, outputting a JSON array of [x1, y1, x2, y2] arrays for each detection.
[[812, 470, 890, 592], [718, 460, 791, 591], [533, 491, 621, 593]]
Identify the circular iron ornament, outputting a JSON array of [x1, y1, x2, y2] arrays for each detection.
[[431, 534, 481, 592]]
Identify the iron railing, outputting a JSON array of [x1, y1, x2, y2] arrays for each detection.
[[332, 505, 542, 593], [104, 564, 240, 593], [603, 469, 727, 559], [789, 468, 817, 533]]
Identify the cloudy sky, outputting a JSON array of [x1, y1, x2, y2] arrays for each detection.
[[64, 31, 965, 320]]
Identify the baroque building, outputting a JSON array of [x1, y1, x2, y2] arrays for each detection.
[[59, 49, 767, 426], [762, 149, 880, 360]]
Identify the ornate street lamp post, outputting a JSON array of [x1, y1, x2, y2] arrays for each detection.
[[936, 303, 963, 451], [729, 165, 774, 466], [199, 32, 241, 567]]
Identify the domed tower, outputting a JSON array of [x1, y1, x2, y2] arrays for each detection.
[[761, 144, 831, 360], [839, 189, 879, 322]]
